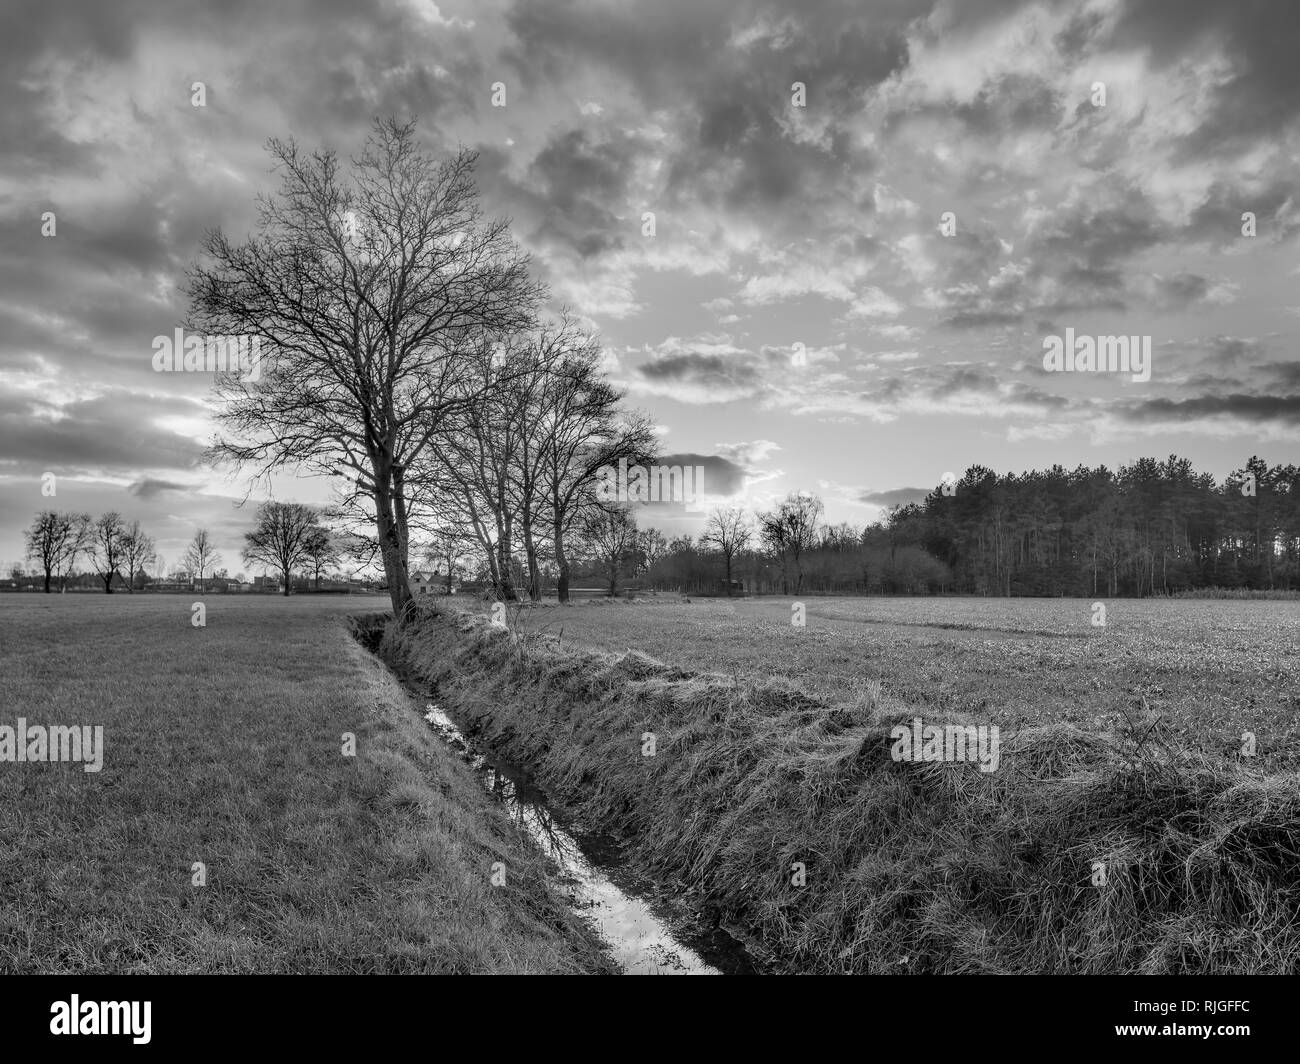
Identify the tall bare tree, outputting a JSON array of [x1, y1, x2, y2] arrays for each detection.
[[421, 321, 592, 601], [189, 117, 543, 619], [120, 521, 157, 593], [24, 511, 90, 593], [581, 506, 638, 596], [701, 506, 752, 594], [536, 347, 656, 602], [421, 332, 530, 600], [90, 512, 128, 593], [184, 529, 221, 592], [637, 527, 669, 578], [302, 525, 339, 590], [759, 493, 824, 595], [241, 502, 318, 597]]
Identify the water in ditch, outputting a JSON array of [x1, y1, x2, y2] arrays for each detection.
[[419, 699, 754, 975]]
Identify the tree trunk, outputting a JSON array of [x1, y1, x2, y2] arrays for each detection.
[[494, 535, 517, 600], [554, 521, 571, 603], [522, 512, 541, 602], [375, 471, 413, 620], [392, 465, 412, 580]]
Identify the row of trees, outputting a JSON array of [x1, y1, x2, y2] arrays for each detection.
[[21, 503, 339, 594], [437, 491, 934, 598], [177, 119, 1300, 610], [621, 455, 1300, 598], [614, 494, 951, 597], [888, 456, 1300, 596], [23, 511, 159, 593], [191, 118, 654, 614]]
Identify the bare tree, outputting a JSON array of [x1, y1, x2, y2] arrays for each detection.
[[419, 524, 474, 594], [188, 117, 544, 621], [581, 506, 638, 596], [90, 512, 128, 593], [421, 331, 532, 601], [536, 347, 656, 602], [302, 524, 339, 589], [185, 529, 221, 592], [241, 502, 318, 596], [701, 506, 752, 594], [637, 527, 668, 578], [511, 319, 599, 601], [759, 493, 823, 595], [415, 319, 632, 603], [120, 521, 157, 593], [24, 511, 91, 593]]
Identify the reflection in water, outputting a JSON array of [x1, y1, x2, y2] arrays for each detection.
[[424, 703, 719, 976]]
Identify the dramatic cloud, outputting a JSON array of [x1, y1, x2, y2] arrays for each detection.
[[1, 0, 1296, 560]]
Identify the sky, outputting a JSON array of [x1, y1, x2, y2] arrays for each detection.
[[1, 0, 1298, 572]]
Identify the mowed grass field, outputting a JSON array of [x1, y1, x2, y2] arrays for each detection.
[[489, 595, 1300, 768], [0, 593, 614, 973]]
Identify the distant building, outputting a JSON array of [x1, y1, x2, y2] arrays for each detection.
[[411, 569, 458, 595]]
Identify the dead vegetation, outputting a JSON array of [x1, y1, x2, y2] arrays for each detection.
[[383, 607, 1300, 974]]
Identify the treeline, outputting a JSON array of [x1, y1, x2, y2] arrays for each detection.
[[19, 502, 340, 594], [633, 455, 1300, 598], [169, 119, 1300, 611], [899, 455, 1299, 596], [22, 511, 160, 593]]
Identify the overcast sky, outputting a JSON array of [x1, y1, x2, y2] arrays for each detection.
[[2, 0, 1298, 571]]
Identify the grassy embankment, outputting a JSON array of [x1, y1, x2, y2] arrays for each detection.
[[384, 601, 1300, 974], [0, 594, 614, 973]]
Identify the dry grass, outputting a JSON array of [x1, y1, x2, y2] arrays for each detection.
[[386, 604, 1300, 974]]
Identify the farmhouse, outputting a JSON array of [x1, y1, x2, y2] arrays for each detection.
[[411, 569, 458, 595]]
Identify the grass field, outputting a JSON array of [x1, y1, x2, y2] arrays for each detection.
[[8, 590, 1298, 974], [0, 593, 614, 973], [383, 595, 1300, 973], [485, 596, 1300, 768]]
